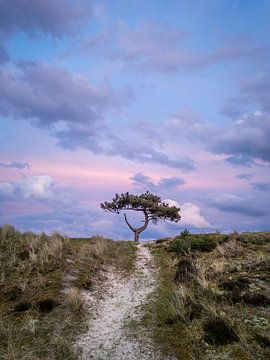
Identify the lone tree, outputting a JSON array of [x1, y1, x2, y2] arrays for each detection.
[[100, 191, 181, 242]]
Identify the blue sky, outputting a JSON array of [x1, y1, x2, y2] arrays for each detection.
[[0, 0, 269, 239]]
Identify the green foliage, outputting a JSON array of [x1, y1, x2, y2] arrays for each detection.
[[168, 233, 218, 254], [101, 191, 181, 224]]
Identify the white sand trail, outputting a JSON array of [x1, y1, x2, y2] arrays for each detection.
[[76, 243, 171, 360]]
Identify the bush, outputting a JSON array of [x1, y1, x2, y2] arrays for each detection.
[[168, 234, 217, 255]]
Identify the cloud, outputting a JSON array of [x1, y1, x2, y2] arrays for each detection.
[[0, 161, 30, 169], [0, 175, 75, 208], [224, 155, 256, 167], [81, 23, 269, 73], [222, 71, 270, 117], [162, 108, 270, 166], [131, 173, 186, 191], [161, 108, 217, 146], [213, 72, 270, 166], [131, 173, 155, 188], [0, 175, 53, 200], [158, 177, 185, 188], [210, 111, 270, 165], [163, 199, 212, 228], [0, 0, 92, 39], [236, 173, 252, 180], [0, 61, 193, 171], [0, 61, 127, 128], [207, 193, 268, 217], [251, 182, 270, 191], [0, 46, 8, 63]]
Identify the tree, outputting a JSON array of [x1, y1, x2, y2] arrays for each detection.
[[100, 191, 181, 242]]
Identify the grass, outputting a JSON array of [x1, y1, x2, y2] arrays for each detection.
[[0, 225, 137, 359], [2, 225, 269, 359], [139, 231, 270, 360]]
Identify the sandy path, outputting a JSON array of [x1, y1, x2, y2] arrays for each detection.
[[76, 243, 167, 360]]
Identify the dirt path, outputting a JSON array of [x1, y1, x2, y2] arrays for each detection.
[[76, 243, 167, 360]]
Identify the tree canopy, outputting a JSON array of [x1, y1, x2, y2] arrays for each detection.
[[101, 191, 180, 242]]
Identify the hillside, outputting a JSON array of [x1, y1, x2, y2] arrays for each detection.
[[145, 232, 270, 359], [0, 226, 270, 359], [0, 225, 136, 359]]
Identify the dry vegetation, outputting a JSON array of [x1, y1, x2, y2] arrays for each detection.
[[0, 225, 136, 359], [1, 224, 269, 360], [142, 231, 270, 360]]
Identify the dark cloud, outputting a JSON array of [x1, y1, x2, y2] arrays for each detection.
[[207, 193, 268, 217], [222, 71, 270, 116], [251, 182, 270, 191], [0, 61, 124, 128], [0, 46, 9, 63], [225, 155, 256, 167], [158, 177, 185, 188], [240, 72, 270, 113], [0, 161, 30, 169], [0, 61, 194, 170], [131, 173, 155, 188], [161, 108, 270, 166], [236, 173, 252, 180], [81, 23, 269, 73], [0, 0, 92, 39], [107, 139, 195, 170], [212, 71, 270, 165], [210, 112, 270, 164], [131, 173, 186, 191]]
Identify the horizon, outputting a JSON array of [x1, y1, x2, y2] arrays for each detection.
[[0, 0, 269, 240]]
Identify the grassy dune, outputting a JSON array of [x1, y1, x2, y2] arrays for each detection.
[[0, 225, 136, 359], [143, 232, 270, 360], [1, 225, 270, 359]]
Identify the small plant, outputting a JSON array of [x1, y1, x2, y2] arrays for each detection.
[[64, 287, 84, 312], [180, 229, 190, 238]]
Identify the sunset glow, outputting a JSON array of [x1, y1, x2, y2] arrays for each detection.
[[1, 0, 269, 239]]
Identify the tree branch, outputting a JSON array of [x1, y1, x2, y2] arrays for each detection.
[[124, 213, 136, 233], [137, 210, 149, 234]]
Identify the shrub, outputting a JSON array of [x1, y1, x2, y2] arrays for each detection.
[[168, 234, 217, 255]]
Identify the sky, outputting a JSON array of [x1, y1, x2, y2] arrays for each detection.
[[0, 0, 269, 239]]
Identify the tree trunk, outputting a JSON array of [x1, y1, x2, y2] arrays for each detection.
[[134, 231, 140, 242], [124, 210, 149, 242]]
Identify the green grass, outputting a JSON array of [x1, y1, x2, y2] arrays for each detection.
[[0, 225, 136, 359], [139, 232, 270, 360]]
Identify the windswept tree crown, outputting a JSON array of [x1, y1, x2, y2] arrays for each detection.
[[101, 192, 181, 241]]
